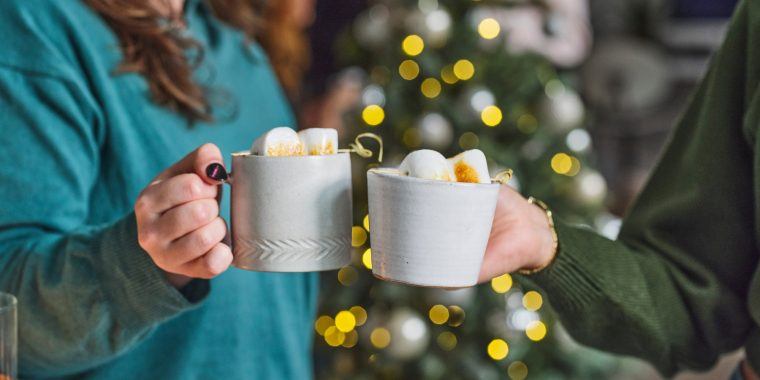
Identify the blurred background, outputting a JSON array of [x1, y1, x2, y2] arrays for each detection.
[[268, 0, 741, 378]]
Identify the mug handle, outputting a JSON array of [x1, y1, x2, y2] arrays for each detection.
[[338, 132, 384, 163], [217, 171, 233, 185]]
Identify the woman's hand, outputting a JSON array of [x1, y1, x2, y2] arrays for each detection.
[[479, 185, 557, 282], [134, 143, 232, 289]]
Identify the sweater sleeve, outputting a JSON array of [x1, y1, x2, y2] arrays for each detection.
[[0, 66, 210, 377], [519, 1, 759, 375]]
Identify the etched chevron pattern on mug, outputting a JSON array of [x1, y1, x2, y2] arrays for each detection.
[[233, 236, 351, 269]]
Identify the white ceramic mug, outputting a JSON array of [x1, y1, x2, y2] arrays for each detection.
[[227, 152, 352, 272], [367, 169, 500, 288]]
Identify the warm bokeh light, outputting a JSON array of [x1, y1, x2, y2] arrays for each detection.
[[351, 226, 368, 247], [459, 132, 479, 149], [324, 326, 346, 347], [478, 18, 501, 39], [481, 105, 503, 127], [429, 304, 450, 325], [363, 214, 370, 231], [314, 315, 334, 336], [335, 310, 357, 332], [525, 321, 547, 341], [349, 306, 368, 326], [362, 249, 372, 269], [487, 338, 509, 360], [342, 330, 359, 348], [550, 153, 573, 175], [491, 274, 513, 293], [421, 78, 442, 98], [508, 361, 529, 380], [522, 291, 543, 311], [370, 327, 391, 348], [453, 59, 475, 80], [440, 64, 458, 84], [337, 266, 358, 286], [362, 105, 385, 126], [437, 331, 457, 351], [402, 128, 422, 148], [398, 59, 420, 80], [517, 114, 538, 134], [447, 305, 465, 327], [568, 156, 582, 176], [402, 34, 425, 56]]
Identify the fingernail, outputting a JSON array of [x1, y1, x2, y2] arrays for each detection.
[[206, 163, 228, 182]]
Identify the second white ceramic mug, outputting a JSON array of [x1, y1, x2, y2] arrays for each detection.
[[367, 169, 500, 288], [228, 152, 352, 272]]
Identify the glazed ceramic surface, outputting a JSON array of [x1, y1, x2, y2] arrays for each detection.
[[230, 152, 352, 272], [367, 169, 500, 287]]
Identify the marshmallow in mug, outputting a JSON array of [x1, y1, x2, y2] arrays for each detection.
[[251, 127, 304, 156], [251, 127, 340, 157], [447, 149, 490, 184], [398, 150, 454, 181], [397, 149, 491, 183], [299, 128, 338, 155]]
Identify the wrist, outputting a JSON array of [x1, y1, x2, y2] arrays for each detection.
[[519, 197, 558, 274], [164, 271, 193, 289]]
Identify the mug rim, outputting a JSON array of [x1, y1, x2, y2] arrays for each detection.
[[367, 168, 501, 188], [231, 151, 350, 160]]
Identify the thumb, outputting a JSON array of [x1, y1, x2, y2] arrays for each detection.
[[155, 143, 226, 185]]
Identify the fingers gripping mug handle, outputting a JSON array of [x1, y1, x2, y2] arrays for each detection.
[[206, 162, 232, 185]]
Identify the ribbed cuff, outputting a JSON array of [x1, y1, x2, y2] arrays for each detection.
[[515, 221, 605, 311], [96, 212, 210, 330]]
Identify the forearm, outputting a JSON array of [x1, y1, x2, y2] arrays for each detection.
[[518, 221, 752, 375], [0, 213, 208, 377]]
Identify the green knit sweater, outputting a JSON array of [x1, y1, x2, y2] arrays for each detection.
[[521, 0, 760, 375]]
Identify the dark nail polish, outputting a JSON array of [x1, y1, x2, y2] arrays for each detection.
[[206, 163, 228, 182]]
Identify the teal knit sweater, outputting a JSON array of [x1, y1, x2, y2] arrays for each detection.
[[0, 0, 317, 378]]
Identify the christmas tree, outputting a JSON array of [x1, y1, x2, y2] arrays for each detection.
[[313, 0, 625, 378]]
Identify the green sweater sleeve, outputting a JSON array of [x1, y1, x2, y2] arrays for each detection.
[[0, 66, 209, 377], [521, 1, 760, 375]]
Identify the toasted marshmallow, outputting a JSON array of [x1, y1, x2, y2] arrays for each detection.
[[399, 150, 454, 181], [251, 127, 304, 156], [447, 149, 490, 184], [298, 128, 338, 155]]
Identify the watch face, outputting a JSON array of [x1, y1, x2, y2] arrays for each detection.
[[671, 0, 739, 19]]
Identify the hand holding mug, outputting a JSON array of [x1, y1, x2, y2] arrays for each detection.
[[479, 185, 557, 282], [134, 143, 232, 288]]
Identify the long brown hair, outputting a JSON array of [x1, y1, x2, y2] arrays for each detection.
[[85, 0, 309, 123]]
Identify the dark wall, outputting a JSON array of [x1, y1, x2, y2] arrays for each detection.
[[306, 0, 366, 97], [672, 0, 739, 18]]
